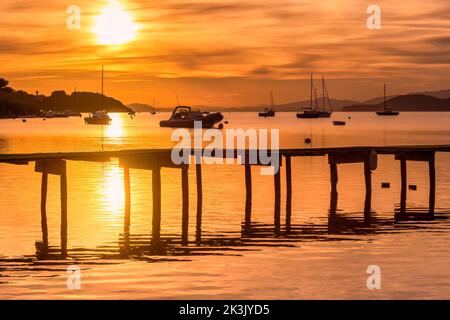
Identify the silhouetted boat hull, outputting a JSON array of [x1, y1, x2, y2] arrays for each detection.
[[297, 110, 321, 118], [376, 110, 400, 116], [84, 110, 112, 125], [333, 120, 346, 126], [160, 106, 223, 128], [258, 110, 275, 117], [319, 111, 332, 118]]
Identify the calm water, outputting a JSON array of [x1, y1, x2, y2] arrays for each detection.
[[0, 112, 450, 299]]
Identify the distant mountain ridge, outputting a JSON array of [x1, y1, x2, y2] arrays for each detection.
[[343, 94, 450, 111], [128, 98, 358, 112]]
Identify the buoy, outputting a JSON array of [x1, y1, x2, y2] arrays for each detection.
[[218, 123, 224, 129], [225, 121, 229, 124], [22, 119, 27, 123], [409, 185, 417, 191], [304, 137, 312, 144], [381, 182, 390, 188]]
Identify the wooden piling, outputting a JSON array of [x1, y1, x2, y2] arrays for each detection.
[[181, 167, 189, 246], [429, 153, 436, 215], [364, 157, 372, 218], [40, 172, 48, 252], [60, 162, 68, 258], [285, 156, 292, 233], [195, 163, 203, 243], [244, 163, 252, 229], [400, 159, 407, 214], [329, 161, 338, 215], [152, 165, 162, 243], [274, 166, 281, 236]]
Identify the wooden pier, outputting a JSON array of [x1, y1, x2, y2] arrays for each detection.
[[1, 145, 449, 256]]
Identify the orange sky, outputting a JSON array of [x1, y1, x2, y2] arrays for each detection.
[[1, 0, 450, 106]]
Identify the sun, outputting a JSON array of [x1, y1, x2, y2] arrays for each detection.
[[93, 1, 138, 45]]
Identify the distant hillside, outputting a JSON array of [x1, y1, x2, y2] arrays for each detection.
[[128, 98, 357, 113], [413, 89, 450, 99], [272, 98, 358, 111], [47, 91, 131, 113], [363, 88, 450, 105], [128, 103, 156, 112], [343, 94, 450, 111], [0, 77, 131, 117]]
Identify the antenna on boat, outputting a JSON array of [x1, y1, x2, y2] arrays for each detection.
[[175, 92, 180, 106], [271, 90, 275, 108], [384, 83, 387, 111], [101, 65, 104, 96]]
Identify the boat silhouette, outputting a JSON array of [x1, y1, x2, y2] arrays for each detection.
[[376, 84, 400, 116], [160, 106, 223, 128]]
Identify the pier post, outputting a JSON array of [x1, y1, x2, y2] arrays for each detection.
[[429, 153, 436, 215], [40, 172, 49, 253], [400, 159, 407, 214], [181, 167, 189, 246], [196, 164, 203, 243], [151, 165, 162, 245], [364, 157, 372, 219], [123, 166, 131, 236], [329, 161, 338, 215], [274, 165, 281, 236], [285, 156, 292, 233], [244, 164, 252, 230], [60, 162, 68, 258]]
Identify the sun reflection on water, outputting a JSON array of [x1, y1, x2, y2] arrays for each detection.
[[98, 164, 125, 222], [105, 113, 124, 139]]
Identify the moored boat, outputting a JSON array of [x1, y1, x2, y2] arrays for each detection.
[[259, 91, 276, 117], [160, 106, 223, 128], [376, 84, 400, 116], [84, 110, 112, 125]]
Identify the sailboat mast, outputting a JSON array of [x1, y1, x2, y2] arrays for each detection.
[[322, 76, 325, 110], [310, 73, 313, 109], [271, 91, 274, 108], [384, 84, 387, 111]]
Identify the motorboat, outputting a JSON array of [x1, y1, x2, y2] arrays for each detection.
[[84, 110, 112, 125], [160, 106, 223, 128]]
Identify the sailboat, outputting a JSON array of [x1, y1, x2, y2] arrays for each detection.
[[376, 84, 399, 116], [84, 66, 112, 125], [297, 74, 321, 118], [150, 98, 156, 115], [258, 91, 276, 117]]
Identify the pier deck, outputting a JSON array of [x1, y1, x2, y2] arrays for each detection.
[[1, 144, 449, 257]]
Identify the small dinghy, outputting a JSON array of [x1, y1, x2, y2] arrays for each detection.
[[160, 106, 223, 128], [332, 120, 346, 126]]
